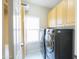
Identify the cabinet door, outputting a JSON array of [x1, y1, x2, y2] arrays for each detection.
[[57, 0, 67, 27], [48, 7, 57, 27], [67, 0, 75, 26]]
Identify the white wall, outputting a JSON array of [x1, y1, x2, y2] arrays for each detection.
[[27, 4, 50, 28]]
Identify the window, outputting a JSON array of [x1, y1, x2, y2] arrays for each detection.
[[25, 16, 40, 29], [24, 16, 40, 43]]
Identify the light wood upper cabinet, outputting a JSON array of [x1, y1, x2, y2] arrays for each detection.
[[48, 0, 75, 27], [48, 7, 57, 27], [67, 0, 75, 26], [57, 0, 67, 27]]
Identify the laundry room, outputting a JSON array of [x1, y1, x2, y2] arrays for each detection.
[[3, 0, 76, 59]]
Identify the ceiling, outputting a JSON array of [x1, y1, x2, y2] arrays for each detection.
[[27, 0, 61, 8]]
